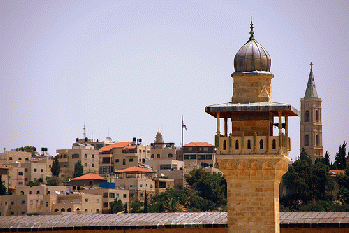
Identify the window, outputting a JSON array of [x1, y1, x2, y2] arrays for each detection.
[[247, 140, 251, 149], [160, 164, 171, 170], [316, 135, 319, 147], [109, 193, 115, 198], [259, 139, 264, 150], [150, 184, 153, 188], [103, 202, 109, 207], [36, 191, 40, 194], [272, 139, 277, 149], [18, 172, 23, 175], [316, 110, 319, 122], [223, 140, 227, 150], [22, 200, 25, 204], [102, 157, 111, 164], [96, 199, 99, 203], [198, 155, 205, 160], [29, 191, 32, 194], [123, 194, 127, 198], [140, 193, 143, 197], [115, 159, 119, 163], [85, 154, 87, 158], [11, 201, 14, 205], [67, 208, 72, 212], [184, 155, 189, 160], [85, 198, 88, 202], [34, 169, 37, 172], [151, 154, 154, 158], [129, 158, 133, 162], [123, 159, 126, 165], [19, 158, 22, 160], [92, 154, 94, 158], [25, 169, 28, 172], [92, 163, 94, 167], [41, 169, 43, 172], [21, 211, 25, 215], [72, 154, 79, 159], [305, 135, 309, 146], [85, 163, 87, 167], [168, 153, 173, 158], [140, 184, 143, 187], [46, 202, 48, 207], [9, 157, 12, 160], [18, 182, 23, 185], [305, 110, 310, 122], [117, 193, 119, 198], [190, 155, 196, 160], [235, 140, 239, 150], [157, 154, 160, 158], [206, 154, 212, 160]]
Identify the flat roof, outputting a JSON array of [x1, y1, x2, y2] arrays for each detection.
[[205, 102, 299, 118], [0, 212, 348, 231]]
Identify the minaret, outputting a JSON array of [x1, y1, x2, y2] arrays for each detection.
[[205, 21, 298, 233], [300, 62, 323, 162]]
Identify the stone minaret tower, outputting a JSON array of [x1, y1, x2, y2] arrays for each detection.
[[300, 63, 323, 162], [205, 22, 298, 233]]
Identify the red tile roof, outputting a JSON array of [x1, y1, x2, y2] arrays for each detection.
[[115, 166, 154, 173], [329, 170, 345, 177], [183, 142, 214, 147], [71, 174, 107, 180], [99, 142, 131, 152], [124, 145, 136, 150], [0, 165, 9, 170]]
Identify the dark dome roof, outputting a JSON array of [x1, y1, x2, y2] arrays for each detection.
[[234, 22, 271, 72]]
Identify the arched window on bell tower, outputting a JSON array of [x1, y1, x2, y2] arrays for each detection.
[[316, 110, 319, 122], [305, 110, 310, 122], [305, 135, 309, 146]]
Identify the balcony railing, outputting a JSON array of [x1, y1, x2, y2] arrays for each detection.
[[215, 133, 290, 155]]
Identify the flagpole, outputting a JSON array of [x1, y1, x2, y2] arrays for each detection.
[[181, 115, 183, 148]]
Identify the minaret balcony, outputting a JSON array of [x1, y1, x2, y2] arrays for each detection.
[[215, 133, 290, 156]]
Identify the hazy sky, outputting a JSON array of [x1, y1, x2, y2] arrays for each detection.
[[1, 0, 348, 161]]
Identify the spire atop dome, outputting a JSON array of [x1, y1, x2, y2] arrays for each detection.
[[249, 18, 254, 41], [305, 62, 318, 98]]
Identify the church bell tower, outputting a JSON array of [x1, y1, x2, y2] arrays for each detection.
[[205, 22, 298, 233], [300, 63, 323, 162]]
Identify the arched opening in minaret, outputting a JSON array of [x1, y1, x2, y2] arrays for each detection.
[[272, 139, 276, 149], [235, 140, 239, 150], [223, 140, 227, 150], [259, 139, 264, 149], [305, 110, 310, 122], [247, 140, 251, 149]]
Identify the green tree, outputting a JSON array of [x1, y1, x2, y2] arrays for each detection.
[[337, 167, 349, 204], [130, 199, 143, 213], [143, 191, 148, 213], [183, 187, 215, 212], [334, 142, 347, 170], [148, 188, 183, 213], [51, 156, 61, 177], [110, 198, 124, 213], [0, 175, 7, 195], [73, 161, 83, 178], [185, 168, 227, 207], [46, 176, 61, 186], [27, 180, 40, 187]]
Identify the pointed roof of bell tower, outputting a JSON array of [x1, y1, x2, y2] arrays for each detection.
[[304, 62, 318, 98]]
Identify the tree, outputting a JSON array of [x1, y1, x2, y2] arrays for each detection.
[[148, 188, 183, 213], [73, 161, 83, 178], [334, 142, 347, 170], [51, 156, 61, 177], [185, 168, 227, 207], [0, 175, 7, 195], [46, 176, 61, 186], [130, 199, 143, 213], [110, 199, 124, 213]]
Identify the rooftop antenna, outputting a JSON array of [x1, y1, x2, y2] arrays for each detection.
[[83, 123, 86, 139]]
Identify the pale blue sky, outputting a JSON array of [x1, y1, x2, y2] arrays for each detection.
[[1, 0, 348, 161]]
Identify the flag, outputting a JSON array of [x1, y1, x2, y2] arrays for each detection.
[[182, 120, 187, 131]]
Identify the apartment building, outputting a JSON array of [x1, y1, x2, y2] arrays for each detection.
[[56, 143, 99, 178]]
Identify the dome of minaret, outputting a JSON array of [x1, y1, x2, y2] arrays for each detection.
[[234, 21, 271, 72]]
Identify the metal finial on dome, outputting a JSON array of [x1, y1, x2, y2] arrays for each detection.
[[310, 62, 314, 72], [249, 18, 254, 41]]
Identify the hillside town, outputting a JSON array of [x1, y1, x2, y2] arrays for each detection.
[[0, 131, 219, 215]]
